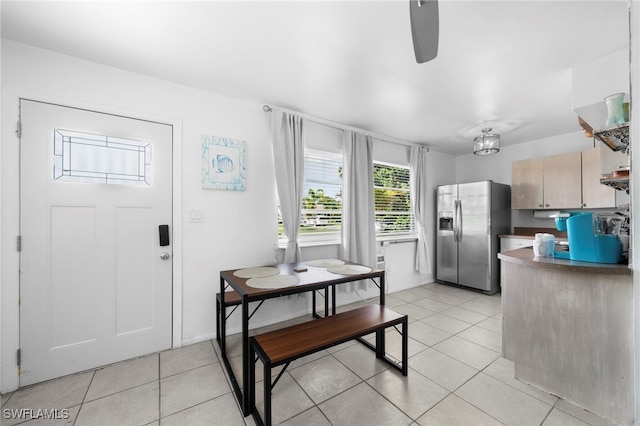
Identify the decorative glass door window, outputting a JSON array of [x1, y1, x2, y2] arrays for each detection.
[[53, 129, 152, 186]]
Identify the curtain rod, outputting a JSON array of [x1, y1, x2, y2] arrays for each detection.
[[263, 104, 428, 151]]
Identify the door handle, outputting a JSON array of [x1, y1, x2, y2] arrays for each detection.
[[160, 252, 170, 260]]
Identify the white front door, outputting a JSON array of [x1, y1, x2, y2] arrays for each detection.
[[19, 99, 173, 386]]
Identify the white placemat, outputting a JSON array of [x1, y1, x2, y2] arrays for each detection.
[[245, 274, 300, 289], [233, 266, 280, 279], [305, 258, 346, 268], [327, 264, 372, 275]]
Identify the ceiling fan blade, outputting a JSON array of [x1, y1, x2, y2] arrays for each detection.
[[410, 0, 439, 63]]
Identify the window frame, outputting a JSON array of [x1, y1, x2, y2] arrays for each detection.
[[277, 152, 417, 248], [373, 160, 415, 239], [278, 148, 343, 246]]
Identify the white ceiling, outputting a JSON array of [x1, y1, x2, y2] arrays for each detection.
[[1, 1, 630, 155]]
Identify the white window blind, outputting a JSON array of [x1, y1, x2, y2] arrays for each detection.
[[374, 162, 414, 236], [278, 149, 343, 244], [278, 153, 415, 245]]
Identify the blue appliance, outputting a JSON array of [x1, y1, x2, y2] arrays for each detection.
[[554, 212, 622, 264]]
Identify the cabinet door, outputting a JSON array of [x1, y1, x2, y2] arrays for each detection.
[[543, 152, 582, 209], [582, 146, 616, 208], [512, 158, 543, 209], [500, 237, 533, 252]]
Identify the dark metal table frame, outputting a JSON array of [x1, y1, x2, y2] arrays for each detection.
[[218, 261, 385, 416]]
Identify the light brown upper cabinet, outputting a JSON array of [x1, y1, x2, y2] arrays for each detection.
[[543, 152, 583, 209], [581, 146, 616, 208], [511, 158, 544, 209], [512, 152, 582, 209]]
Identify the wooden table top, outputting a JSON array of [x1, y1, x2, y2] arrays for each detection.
[[220, 260, 384, 298]]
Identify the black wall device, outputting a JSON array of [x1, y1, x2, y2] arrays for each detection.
[[159, 225, 170, 246]]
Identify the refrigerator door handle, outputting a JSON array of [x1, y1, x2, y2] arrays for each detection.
[[453, 200, 460, 242], [457, 200, 463, 241]]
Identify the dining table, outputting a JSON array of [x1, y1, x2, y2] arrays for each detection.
[[217, 259, 386, 416]]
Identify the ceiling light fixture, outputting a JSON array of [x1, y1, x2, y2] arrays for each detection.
[[473, 128, 500, 155]]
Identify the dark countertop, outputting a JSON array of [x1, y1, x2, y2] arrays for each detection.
[[498, 247, 631, 275]]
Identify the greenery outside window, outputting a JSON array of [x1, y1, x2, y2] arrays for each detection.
[[374, 162, 414, 237], [278, 149, 343, 245], [278, 152, 415, 245]]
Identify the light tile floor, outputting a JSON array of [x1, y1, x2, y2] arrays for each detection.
[[1, 282, 618, 426]]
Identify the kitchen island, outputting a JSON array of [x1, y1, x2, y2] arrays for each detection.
[[498, 248, 632, 426]]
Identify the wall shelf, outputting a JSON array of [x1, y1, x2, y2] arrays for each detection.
[[600, 174, 629, 193], [594, 123, 629, 152]]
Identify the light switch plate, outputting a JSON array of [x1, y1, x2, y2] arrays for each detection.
[[189, 209, 204, 223]]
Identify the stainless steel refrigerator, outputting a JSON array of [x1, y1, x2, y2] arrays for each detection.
[[436, 181, 511, 294]]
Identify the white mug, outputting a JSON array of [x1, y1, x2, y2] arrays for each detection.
[[533, 240, 548, 257]]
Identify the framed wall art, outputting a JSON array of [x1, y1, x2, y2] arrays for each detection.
[[201, 135, 246, 191]]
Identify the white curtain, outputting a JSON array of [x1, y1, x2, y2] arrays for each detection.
[[410, 145, 432, 274], [340, 130, 376, 271], [271, 110, 304, 263]]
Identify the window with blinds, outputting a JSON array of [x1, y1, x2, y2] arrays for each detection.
[[278, 149, 343, 244], [374, 162, 414, 236], [278, 152, 415, 245]]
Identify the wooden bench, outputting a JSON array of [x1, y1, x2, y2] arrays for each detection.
[[248, 304, 408, 426]]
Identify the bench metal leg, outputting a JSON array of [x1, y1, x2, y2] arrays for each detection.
[[249, 338, 256, 419], [264, 357, 272, 426], [355, 318, 408, 375], [375, 329, 384, 359], [402, 317, 408, 376], [249, 337, 270, 426]]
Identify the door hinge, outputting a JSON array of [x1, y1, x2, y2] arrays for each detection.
[[17, 235, 22, 252], [16, 121, 22, 139], [16, 348, 21, 367]]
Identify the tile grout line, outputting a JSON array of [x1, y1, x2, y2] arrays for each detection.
[[425, 297, 557, 426], [398, 292, 522, 425], [539, 398, 561, 426], [359, 309, 503, 425], [404, 343, 502, 423], [72, 369, 96, 426], [369, 364, 455, 423]]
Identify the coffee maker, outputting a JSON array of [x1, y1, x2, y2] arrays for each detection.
[[553, 212, 622, 264]]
